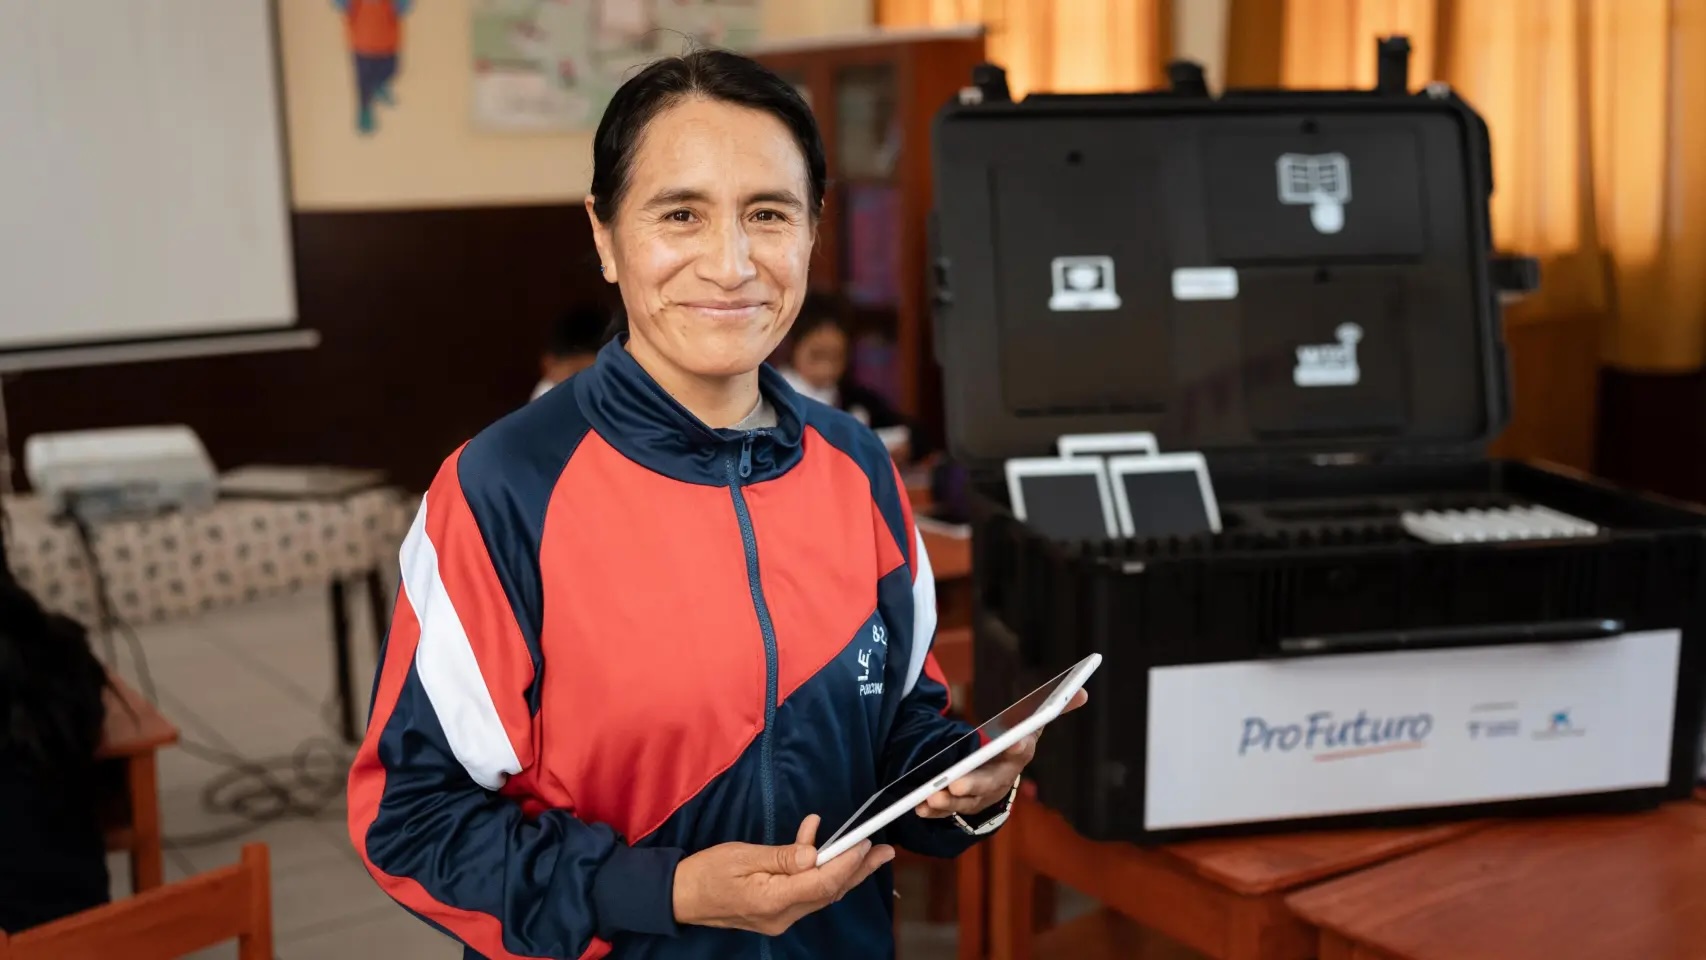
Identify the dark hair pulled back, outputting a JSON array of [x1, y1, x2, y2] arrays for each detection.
[[588, 48, 828, 227]]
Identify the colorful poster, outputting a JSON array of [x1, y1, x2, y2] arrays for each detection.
[[335, 0, 414, 135], [471, 0, 763, 132]]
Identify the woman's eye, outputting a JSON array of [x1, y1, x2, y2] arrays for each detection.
[[667, 209, 694, 223], [752, 209, 782, 222]]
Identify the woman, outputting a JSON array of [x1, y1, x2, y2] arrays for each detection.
[[0, 577, 111, 933], [348, 50, 1079, 960], [778, 292, 937, 464]]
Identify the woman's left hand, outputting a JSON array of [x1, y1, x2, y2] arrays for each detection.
[[913, 689, 1089, 820]]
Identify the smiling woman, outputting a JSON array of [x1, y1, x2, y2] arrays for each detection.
[[346, 49, 1072, 960], [586, 53, 826, 426]]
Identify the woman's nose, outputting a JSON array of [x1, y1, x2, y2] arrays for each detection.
[[698, 218, 759, 287]]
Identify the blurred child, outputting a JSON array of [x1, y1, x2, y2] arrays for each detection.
[[779, 292, 934, 463], [532, 303, 615, 401]]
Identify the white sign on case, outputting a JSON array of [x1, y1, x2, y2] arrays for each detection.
[[1144, 629, 1681, 831]]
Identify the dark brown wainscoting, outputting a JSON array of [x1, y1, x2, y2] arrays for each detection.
[[7, 203, 607, 494]]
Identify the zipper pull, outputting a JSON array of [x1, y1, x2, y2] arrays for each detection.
[[739, 434, 754, 479]]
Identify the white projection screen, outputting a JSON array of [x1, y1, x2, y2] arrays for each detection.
[[0, 0, 300, 371]]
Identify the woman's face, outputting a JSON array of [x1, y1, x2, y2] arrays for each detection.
[[589, 97, 815, 382], [791, 322, 847, 390]]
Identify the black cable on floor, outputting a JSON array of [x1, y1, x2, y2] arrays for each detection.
[[67, 506, 358, 849]]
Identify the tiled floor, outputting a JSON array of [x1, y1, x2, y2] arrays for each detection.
[[101, 582, 968, 958]]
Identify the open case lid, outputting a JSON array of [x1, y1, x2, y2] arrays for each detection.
[[929, 39, 1536, 472]]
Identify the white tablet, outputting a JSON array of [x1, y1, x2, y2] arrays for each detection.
[[1106, 452, 1221, 538], [1057, 431, 1159, 459], [1004, 457, 1118, 541], [815, 653, 1102, 866]]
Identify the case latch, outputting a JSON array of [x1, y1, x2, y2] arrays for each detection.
[[1166, 60, 1210, 98], [1377, 36, 1411, 95], [963, 63, 1011, 105]]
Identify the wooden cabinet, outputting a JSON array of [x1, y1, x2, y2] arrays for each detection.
[[751, 26, 988, 425]]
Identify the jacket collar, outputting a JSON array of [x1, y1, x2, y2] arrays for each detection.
[[574, 336, 806, 486]]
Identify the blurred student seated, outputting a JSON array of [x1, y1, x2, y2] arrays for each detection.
[[0, 576, 111, 933], [531, 302, 619, 401], [779, 292, 936, 465]]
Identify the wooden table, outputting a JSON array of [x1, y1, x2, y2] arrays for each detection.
[[987, 797, 1484, 960], [98, 673, 180, 893], [897, 529, 977, 940], [1288, 803, 1706, 960], [921, 526, 970, 579], [7, 489, 407, 744]]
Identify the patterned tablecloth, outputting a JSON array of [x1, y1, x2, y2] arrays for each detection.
[[5, 489, 413, 628]]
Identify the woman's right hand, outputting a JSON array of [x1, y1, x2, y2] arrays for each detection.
[[671, 814, 894, 936]]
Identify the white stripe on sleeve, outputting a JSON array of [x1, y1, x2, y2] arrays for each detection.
[[400, 496, 524, 792], [901, 525, 938, 698]]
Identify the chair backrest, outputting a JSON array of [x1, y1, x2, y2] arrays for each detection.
[[0, 844, 271, 960]]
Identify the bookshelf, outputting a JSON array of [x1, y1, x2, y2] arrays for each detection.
[[751, 25, 988, 427]]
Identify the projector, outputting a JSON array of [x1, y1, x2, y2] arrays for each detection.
[[23, 425, 218, 522]]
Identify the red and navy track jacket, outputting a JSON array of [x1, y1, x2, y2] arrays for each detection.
[[347, 338, 985, 960]]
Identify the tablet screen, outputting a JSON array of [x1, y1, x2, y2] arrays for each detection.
[[1018, 473, 1113, 540], [823, 660, 1085, 849], [1118, 469, 1214, 537]]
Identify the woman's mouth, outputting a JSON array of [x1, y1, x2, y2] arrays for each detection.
[[682, 301, 766, 322]]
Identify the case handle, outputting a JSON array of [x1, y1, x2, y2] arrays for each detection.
[[1275, 617, 1624, 657], [928, 211, 953, 363]]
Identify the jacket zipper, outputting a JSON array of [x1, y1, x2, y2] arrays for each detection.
[[727, 432, 781, 956]]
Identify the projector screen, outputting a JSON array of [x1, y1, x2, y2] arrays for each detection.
[[0, 0, 297, 365]]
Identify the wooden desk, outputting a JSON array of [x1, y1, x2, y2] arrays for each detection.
[[988, 798, 1483, 960], [98, 674, 180, 893], [921, 527, 972, 632], [1288, 803, 1706, 960], [921, 527, 970, 580]]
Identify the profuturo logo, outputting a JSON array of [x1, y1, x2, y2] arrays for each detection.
[[1239, 709, 1433, 761]]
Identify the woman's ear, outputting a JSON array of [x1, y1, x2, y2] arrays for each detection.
[[585, 196, 619, 284]]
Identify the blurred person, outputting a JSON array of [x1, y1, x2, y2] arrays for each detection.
[[533, 302, 618, 401], [779, 292, 934, 464], [0, 577, 111, 933], [347, 48, 1082, 960]]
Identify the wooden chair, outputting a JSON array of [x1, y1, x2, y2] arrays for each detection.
[[0, 844, 272, 960]]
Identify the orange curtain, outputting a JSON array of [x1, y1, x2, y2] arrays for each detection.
[[876, 0, 1170, 99], [1253, 0, 1706, 372], [1278, 0, 1439, 89]]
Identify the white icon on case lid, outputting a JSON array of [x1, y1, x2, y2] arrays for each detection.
[[1048, 255, 1122, 311], [1276, 152, 1352, 234]]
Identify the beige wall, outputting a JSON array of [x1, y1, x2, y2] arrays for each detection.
[[279, 0, 871, 210]]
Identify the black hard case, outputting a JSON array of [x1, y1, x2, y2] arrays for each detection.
[[930, 55, 1706, 844]]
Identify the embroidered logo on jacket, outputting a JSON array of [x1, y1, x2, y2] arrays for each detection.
[[858, 621, 887, 696]]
